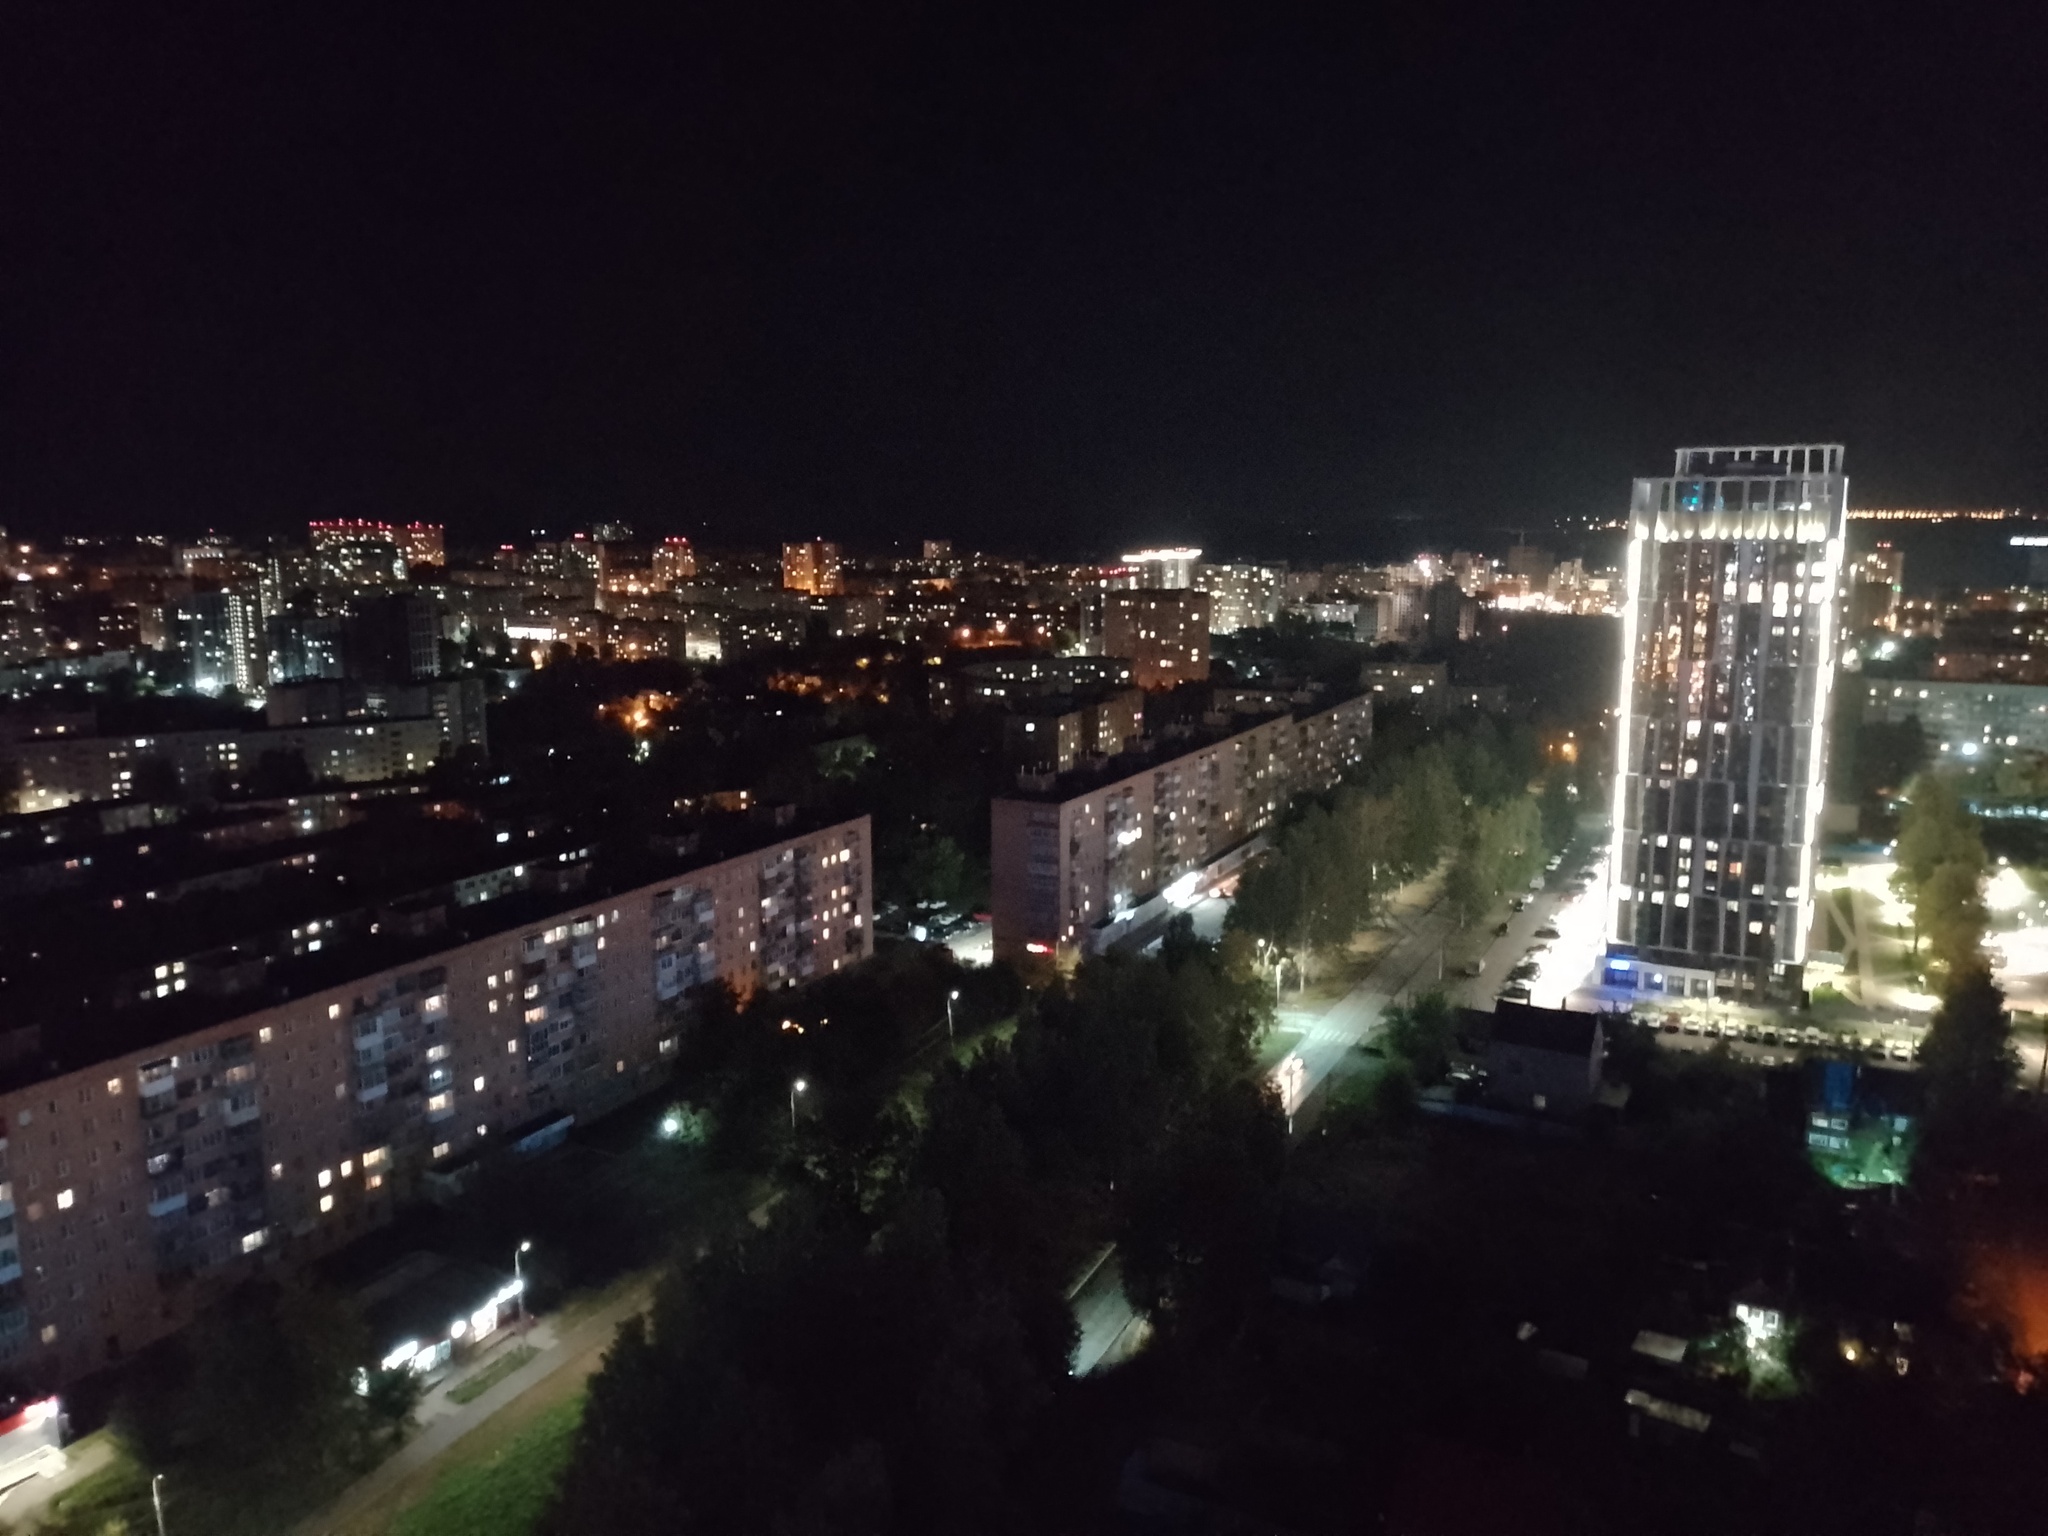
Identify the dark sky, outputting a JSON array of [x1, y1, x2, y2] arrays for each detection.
[[4, 4, 2046, 560]]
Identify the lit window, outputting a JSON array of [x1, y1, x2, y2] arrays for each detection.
[[242, 1229, 266, 1253], [40, 1325, 57, 1345], [270, 1163, 284, 1180], [55, 1189, 74, 1210], [340, 1159, 354, 1178], [507, 1039, 518, 1054], [328, 1004, 341, 1019], [363, 1146, 389, 1168], [317, 1169, 332, 1188], [472, 1076, 485, 1092], [433, 1142, 452, 1160], [426, 1093, 452, 1113], [367, 1173, 384, 1190], [320, 1194, 335, 1213], [106, 1077, 122, 1096]]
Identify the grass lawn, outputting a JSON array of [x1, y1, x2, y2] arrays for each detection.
[[387, 1392, 584, 1536], [444, 1344, 538, 1405]]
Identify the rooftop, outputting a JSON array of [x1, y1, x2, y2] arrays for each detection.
[[1487, 1000, 1602, 1056]]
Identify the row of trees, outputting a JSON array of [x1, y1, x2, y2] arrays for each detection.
[[544, 929, 1285, 1533], [1228, 721, 1570, 980]]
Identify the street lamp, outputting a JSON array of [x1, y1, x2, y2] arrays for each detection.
[[790, 1078, 807, 1130], [152, 1473, 167, 1536], [945, 989, 960, 1040], [514, 1238, 532, 1330]]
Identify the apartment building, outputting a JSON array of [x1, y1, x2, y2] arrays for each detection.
[[990, 695, 1370, 967], [1361, 661, 1450, 719], [1192, 563, 1282, 634], [6, 719, 456, 813], [781, 541, 843, 597], [1861, 679, 2048, 762], [1001, 689, 1144, 775], [0, 815, 872, 1388], [1101, 590, 1211, 689], [1605, 444, 1847, 1002]]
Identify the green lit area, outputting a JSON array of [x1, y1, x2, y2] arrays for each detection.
[[1806, 1111, 1914, 1189]]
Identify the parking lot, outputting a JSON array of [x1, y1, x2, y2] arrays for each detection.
[[1623, 1010, 1921, 1071]]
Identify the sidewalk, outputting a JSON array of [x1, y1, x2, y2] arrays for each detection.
[[294, 1277, 652, 1536], [0, 1429, 117, 1528]]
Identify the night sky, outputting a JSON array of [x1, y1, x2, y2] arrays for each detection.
[[4, 4, 2045, 559]]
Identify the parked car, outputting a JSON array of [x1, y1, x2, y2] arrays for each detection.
[[1533, 925, 1561, 940], [1509, 962, 1540, 981], [1742, 1024, 1762, 1042], [1493, 921, 1511, 937], [1660, 1018, 1680, 1034], [1761, 1028, 1780, 1045], [1499, 984, 1532, 1003], [1461, 958, 1486, 977], [1527, 875, 1545, 892], [1887, 1039, 1912, 1061]]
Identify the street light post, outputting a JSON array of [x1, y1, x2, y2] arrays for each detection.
[[790, 1078, 807, 1131], [515, 1238, 532, 1330], [152, 1473, 167, 1536], [945, 989, 959, 1040]]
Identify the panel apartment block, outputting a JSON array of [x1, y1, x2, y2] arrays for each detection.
[[0, 816, 871, 1388], [1101, 590, 1211, 689], [8, 718, 453, 813], [990, 696, 1370, 967], [1605, 445, 1846, 1001]]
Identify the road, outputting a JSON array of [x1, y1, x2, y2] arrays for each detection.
[[1067, 1245, 1146, 1376]]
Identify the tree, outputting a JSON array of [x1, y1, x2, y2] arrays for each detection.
[[1918, 857, 1989, 976], [1538, 764, 1577, 850], [883, 827, 980, 932], [113, 1279, 410, 1536], [130, 752, 184, 805], [1383, 990, 1457, 1084], [1893, 773, 1984, 901], [1917, 962, 2017, 1178], [247, 746, 314, 798]]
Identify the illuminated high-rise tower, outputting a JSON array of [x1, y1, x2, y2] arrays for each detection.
[[1602, 444, 1847, 1001]]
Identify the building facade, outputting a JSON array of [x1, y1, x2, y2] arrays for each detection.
[[1604, 444, 1848, 1001], [781, 541, 843, 596], [0, 817, 872, 1388], [1861, 679, 2048, 762], [1844, 547, 1903, 632], [178, 590, 266, 697], [990, 695, 1370, 967], [1101, 590, 1211, 689], [1194, 563, 1282, 633], [7, 719, 456, 812]]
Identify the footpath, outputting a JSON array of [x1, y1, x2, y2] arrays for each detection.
[[294, 1278, 652, 1536]]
